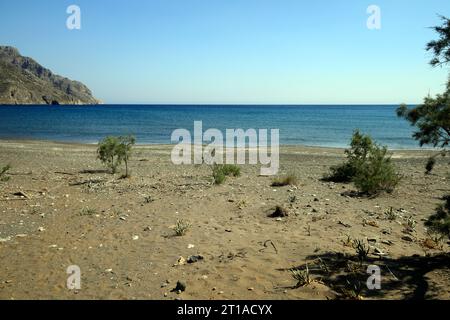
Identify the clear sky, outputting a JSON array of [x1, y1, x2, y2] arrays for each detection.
[[0, 0, 449, 104]]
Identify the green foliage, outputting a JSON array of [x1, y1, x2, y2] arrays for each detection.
[[425, 195, 450, 238], [324, 130, 373, 183], [353, 145, 401, 195], [426, 16, 450, 67], [97, 135, 136, 176], [397, 83, 450, 150], [397, 17, 450, 173], [324, 130, 400, 195], [0, 164, 11, 182], [212, 164, 241, 185]]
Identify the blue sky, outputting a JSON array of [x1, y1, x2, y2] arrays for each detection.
[[0, 0, 449, 104]]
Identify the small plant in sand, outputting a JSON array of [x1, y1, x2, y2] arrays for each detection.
[[97, 135, 136, 177], [340, 280, 364, 300], [323, 130, 400, 196], [271, 174, 298, 187], [342, 234, 354, 247], [212, 164, 241, 185], [353, 239, 370, 262], [0, 164, 11, 182], [80, 207, 97, 216], [144, 195, 154, 203], [405, 216, 417, 230], [290, 264, 312, 288], [174, 219, 191, 236], [288, 195, 297, 204], [423, 231, 446, 250], [384, 207, 397, 221]]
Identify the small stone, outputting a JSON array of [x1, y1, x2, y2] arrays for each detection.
[[132, 235, 139, 240], [248, 287, 254, 291], [38, 227, 45, 232], [187, 255, 204, 263], [143, 226, 152, 231], [187, 244, 195, 249], [173, 281, 186, 292], [173, 256, 186, 266]]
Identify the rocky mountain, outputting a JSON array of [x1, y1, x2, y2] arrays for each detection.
[[0, 46, 100, 105]]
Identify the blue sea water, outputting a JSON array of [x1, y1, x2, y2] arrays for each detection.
[[0, 105, 425, 149]]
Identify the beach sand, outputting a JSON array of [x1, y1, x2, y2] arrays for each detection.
[[0, 140, 449, 300]]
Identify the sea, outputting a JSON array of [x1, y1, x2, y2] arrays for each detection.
[[0, 105, 426, 149]]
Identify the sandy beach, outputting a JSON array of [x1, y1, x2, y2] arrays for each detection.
[[0, 140, 449, 300]]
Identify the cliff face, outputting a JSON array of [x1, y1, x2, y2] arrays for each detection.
[[0, 46, 100, 105]]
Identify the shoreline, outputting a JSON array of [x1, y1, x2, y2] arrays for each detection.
[[0, 138, 438, 154]]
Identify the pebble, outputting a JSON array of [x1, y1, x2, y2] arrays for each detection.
[[187, 255, 204, 263], [174, 281, 186, 292], [132, 235, 139, 240], [173, 256, 186, 266]]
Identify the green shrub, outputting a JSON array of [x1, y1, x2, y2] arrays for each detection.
[[97, 135, 136, 176], [353, 146, 401, 195], [212, 164, 240, 185], [323, 130, 400, 195], [220, 164, 241, 177], [271, 174, 298, 187], [323, 130, 372, 182], [425, 195, 450, 238]]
